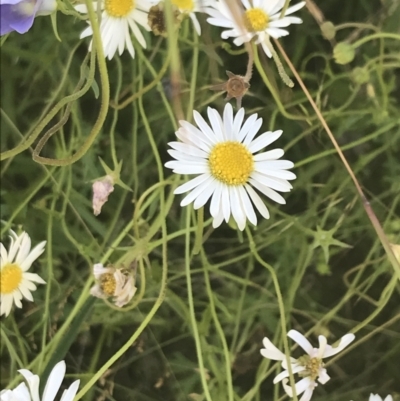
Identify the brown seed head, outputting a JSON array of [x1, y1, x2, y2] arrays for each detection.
[[210, 71, 250, 108]]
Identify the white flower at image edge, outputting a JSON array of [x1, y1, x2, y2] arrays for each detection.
[[165, 103, 296, 231], [0, 231, 46, 317], [260, 329, 355, 401], [206, 0, 306, 57], [0, 360, 80, 401], [368, 395, 393, 401], [75, 0, 151, 60]]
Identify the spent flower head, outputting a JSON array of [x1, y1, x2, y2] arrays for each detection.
[[0, 360, 80, 401], [1, 230, 46, 317], [260, 329, 355, 401], [91, 263, 137, 307], [165, 103, 296, 231], [147, 1, 183, 37], [206, 0, 306, 57]]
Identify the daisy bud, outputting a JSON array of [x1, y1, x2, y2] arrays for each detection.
[[333, 42, 355, 65]]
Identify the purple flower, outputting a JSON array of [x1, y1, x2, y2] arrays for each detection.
[[0, 0, 56, 36]]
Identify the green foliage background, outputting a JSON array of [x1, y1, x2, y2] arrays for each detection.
[[1, 0, 400, 400]]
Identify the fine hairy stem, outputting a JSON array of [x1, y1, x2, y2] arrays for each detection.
[[274, 39, 400, 280]]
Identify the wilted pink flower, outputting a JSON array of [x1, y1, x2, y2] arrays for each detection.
[[92, 175, 114, 216]]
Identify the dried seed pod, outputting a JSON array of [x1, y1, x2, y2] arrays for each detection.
[[210, 71, 250, 108]]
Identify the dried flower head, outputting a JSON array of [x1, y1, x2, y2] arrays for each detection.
[[210, 71, 250, 108], [148, 2, 182, 37], [92, 175, 114, 216], [90, 263, 137, 307]]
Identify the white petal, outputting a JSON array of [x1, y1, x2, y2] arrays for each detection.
[[174, 174, 211, 195], [317, 367, 330, 384], [260, 337, 285, 360], [60, 381, 80, 401], [165, 161, 208, 174], [18, 283, 34, 302], [242, 118, 263, 146], [251, 171, 293, 192], [247, 130, 283, 153], [245, 184, 270, 219], [249, 178, 287, 204], [212, 208, 224, 228], [223, 103, 234, 140], [23, 272, 46, 284], [207, 107, 224, 142], [238, 113, 258, 142], [287, 330, 314, 355], [237, 185, 257, 226], [210, 181, 223, 218], [229, 186, 246, 230], [181, 179, 217, 207], [322, 333, 355, 358], [42, 361, 66, 401], [253, 148, 284, 161], [193, 111, 218, 145], [18, 371, 40, 401], [232, 108, 245, 139], [193, 178, 218, 209], [189, 13, 201, 35], [0, 294, 13, 316], [299, 386, 315, 401], [221, 186, 231, 222]]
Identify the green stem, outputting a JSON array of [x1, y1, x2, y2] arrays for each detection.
[[202, 251, 234, 401], [353, 32, 400, 48], [184, 208, 213, 401], [32, 0, 110, 166], [246, 228, 298, 401]]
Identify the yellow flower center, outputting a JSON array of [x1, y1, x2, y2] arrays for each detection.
[[105, 0, 134, 17], [1, 264, 23, 294], [100, 273, 116, 296], [171, 0, 194, 11], [298, 356, 324, 381], [209, 141, 254, 186], [244, 8, 269, 32]]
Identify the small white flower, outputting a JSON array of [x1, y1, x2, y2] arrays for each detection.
[[260, 330, 355, 401], [206, 0, 306, 57], [91, 263, 137, 307], [165, 103, 296, 231], [75, 0, 152, 60], [0, 231, 46, 317], [369, 395, 393, 401], [0, 360, 80, 401]]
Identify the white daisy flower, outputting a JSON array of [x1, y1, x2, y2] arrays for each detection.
[[368, 395, 393, 401], [260, 330, 355, 401], [91, 263, 137, 307], [0, 230, 46, 317], [0, 360, 80, 401], [169, 0, 216, 35], [75, 0, 152, 60], [206, 0, 306, 57], [165, 103, 296, 231]]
